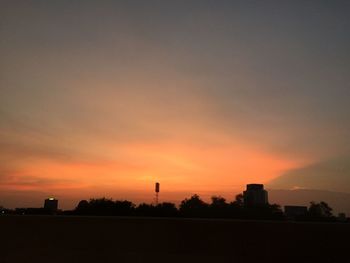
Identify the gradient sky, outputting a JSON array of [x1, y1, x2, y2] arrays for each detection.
[[1, 1, 350, 209]]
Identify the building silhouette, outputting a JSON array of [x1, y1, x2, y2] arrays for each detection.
[[243, 184, 268, 206], [44, 197, 58, 212]]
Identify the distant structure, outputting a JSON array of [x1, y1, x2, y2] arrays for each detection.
[[338, 213, 347, 222], [155, 182, 160, 205], [284, 205, 308, 219], [243, 184, 268, 206], [44, 197, 58, 212]]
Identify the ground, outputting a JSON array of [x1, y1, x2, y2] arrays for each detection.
[[1, 215, 349, 262]]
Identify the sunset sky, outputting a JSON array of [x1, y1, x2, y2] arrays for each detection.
[[1, 1, 350, 209]]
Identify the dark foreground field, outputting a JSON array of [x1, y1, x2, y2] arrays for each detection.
[[1, 216, 349, 263]]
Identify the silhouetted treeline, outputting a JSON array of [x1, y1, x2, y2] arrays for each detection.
[[73, 198, 178, 217], [71, 194, 281, 219], [296, 201, 337, 222], [75, 198, 135, 216], [178, 194, 284, 220], [1, 207, 59, 215], [1, 195, 347, 222], [67, 195, 341, 221]]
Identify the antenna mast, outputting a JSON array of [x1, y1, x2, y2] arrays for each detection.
[[155, 182, 160, 205]]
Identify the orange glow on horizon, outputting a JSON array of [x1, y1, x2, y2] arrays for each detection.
[[0, 140, 309, 203]]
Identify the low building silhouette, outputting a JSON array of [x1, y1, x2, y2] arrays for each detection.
[[243, 184, 268, 206], [284, 205, 308, 219], [44, 197, 58, 212], [338, 213, 347, 222]]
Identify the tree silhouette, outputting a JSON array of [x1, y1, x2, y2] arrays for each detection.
[[233, 194, 244, 207], [89, 198, 115, 215], [155, 202, 178, 217], [135, 203, 156, 216], [74, 198, 135, 216], [210, 196, 228, 208], [210, 196, 229, 218], [268, 204, 285, 219], [114, 200, 135, 215], [242, 203, 284, 220], [225, 194, 244, 218], [75, 200, 89, 214], [179, 194, 209, 217], [135, 202, 178, 217], [308, 201, 334, 220]]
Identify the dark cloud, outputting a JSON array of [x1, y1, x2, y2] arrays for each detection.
[[268, 156, 350, 193]]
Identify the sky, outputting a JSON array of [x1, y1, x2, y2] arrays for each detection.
[[1, 0, 350, 209]]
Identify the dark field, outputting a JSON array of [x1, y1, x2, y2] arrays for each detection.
[[1, 216, 349, 263]]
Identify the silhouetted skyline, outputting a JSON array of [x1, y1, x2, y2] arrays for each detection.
[[2, 183, 346, 223]]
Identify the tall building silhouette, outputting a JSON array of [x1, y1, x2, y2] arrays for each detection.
[[243, 184, 268, 206], [44, 197, 58, 212]]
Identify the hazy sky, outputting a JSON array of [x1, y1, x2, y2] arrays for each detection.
[[1, 1, 350, 208]]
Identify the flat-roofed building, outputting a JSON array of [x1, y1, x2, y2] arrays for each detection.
[[243, 184, 268, 206], [44, 197, 58, 212]]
